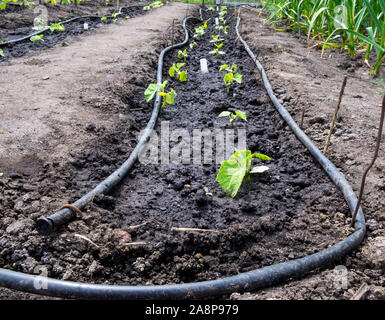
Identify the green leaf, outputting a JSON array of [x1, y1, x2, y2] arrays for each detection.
[[0, 48, 4, 57], [176, 63, 185, 69], [169, 64, 176, 77], [218, 111, 231, 118], [219, 64, 228, 72], [251, 153, 271, 161], [250, 166, 269, 174], [179, 70, 187, 82], [217, 149, 270, 198], [166, 89, 177, 105], [216, 159, 247, 198], [144, 83, 158, 102], [224, 72, 233, 83], [235, 110, 247, 122], [233, 73, 242, 83], [0, 172, 3, 177]]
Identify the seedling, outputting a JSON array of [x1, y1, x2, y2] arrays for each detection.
[[218, 110, 247, 127], [0, 173, 3, 177], [215, 25, 229, 35], [202, 19, 210, 29], [209, 43, 225, 56], [219, 64, 237, 73], [169, 63, 187, 82], [210, 35, 224, 43], [223, 72, 242, 93], [143, 1, 163, 10], [177, 49, 188, 62], [144, 80, 177, 109], [194, 26, 205, 39], [49, 22, 65, 32], [32, 17, 46, 31], [216, 148, 270, 198], [208, 6, 215, 11], [101, 16, 108, 21], [203, 187, 213, 197], [0, 48, 4, 57], [30, 34, 44, 44], [189, 42, 198, 50]]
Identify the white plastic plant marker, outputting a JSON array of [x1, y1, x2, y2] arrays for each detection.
[[200, 58, 209, 74], [84, 23, 89, 30], [215, 18, 219, 26]]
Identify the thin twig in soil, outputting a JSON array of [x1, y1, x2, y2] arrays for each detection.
[[350, 283, 371, 300], [171, 227, 221, 233], [350, 93, 385, 227], [74, 234, 100, 248], [323, 76, 348, 154], [127, 222, 148, 230], [122, 242, 147, 246]]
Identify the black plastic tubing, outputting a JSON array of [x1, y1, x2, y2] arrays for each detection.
[[0, 11, 366, 300]]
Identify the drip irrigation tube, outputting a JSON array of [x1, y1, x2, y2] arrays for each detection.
[[0, 11, 366, 300], [0, 4, 148, 47]]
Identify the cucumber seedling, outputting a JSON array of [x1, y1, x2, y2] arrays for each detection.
[[145, 80, 177, 109], [223, 71, 242, 93], [169, 63, 187, 82], [218, 110, 247, 127], [216, 148, 270, 198], [219, 63, 237, 73], [49, 22, 65, 32], [189, 41, 198, 50], [209, 43, 225, 56], [177, 49, 188, 62], [30, 34, 44, 44], [210, 35, 224, 43], [194, 26, 205, 39], [215, 25, 229, 35], [0, 49, 4, 57]]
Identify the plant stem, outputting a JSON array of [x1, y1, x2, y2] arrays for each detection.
[[350, 94, 385, 227]]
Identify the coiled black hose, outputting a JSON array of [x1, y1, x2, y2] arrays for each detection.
[[0, 11, 365, 300]]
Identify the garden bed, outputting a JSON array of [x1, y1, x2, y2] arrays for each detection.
[[0, 6, 356, 298], [0, 4, 148, 61]]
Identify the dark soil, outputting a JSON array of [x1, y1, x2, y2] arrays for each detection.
[[0, 5, 147, 61], [0, 7, 355, 298]]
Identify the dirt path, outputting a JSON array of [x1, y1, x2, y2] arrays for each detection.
[[231, 7, 385, 300], [0, 1, 197, 299]]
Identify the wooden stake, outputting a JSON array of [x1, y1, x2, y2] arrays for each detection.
[[350, 94, 385, 227], [323, 76, 347, 154], [300, 106, 306, 129]]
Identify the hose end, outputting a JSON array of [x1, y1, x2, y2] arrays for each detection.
[[36, 218, 54, 236]]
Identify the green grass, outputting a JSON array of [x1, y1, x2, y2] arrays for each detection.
[[260, 0, 385, 75]]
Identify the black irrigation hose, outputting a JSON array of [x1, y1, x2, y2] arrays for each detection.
[[0, 4, 148, 47], [0, 11, 366, 300]]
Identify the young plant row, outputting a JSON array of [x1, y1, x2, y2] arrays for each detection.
[[261, 0, 385, 75], [0, 0, 121, 11], [144, 7, 271, 198]]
